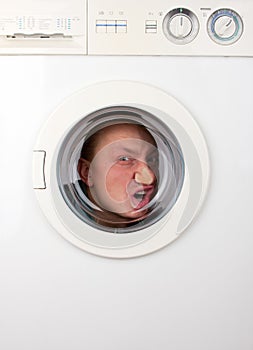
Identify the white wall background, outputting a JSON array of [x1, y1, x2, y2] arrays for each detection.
[[0, 55, 253, 350]]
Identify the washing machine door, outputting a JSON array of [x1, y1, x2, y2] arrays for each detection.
[[33, 81, 210, 258]]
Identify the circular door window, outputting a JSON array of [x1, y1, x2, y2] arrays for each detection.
[[33, 81, 210, 258]]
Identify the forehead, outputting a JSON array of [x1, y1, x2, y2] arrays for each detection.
[[95, 124, 155, 152]]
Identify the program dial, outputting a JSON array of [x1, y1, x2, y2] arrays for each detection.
[[163, 8, 199, 45], [207, 9, 243, 45]]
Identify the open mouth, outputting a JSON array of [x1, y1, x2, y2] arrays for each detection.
[[130, 186, 155, 210]]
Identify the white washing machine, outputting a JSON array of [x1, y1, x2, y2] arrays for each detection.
[[0, 0, 253, 349]]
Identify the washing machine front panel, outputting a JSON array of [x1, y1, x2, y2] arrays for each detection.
[[33, 81, 210, 258], [88, 0, 253, 56], [0, 0, 253, 56], [1, 0, 253, 344]]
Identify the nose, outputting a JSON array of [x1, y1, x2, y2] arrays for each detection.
[[134, 161, 155, 185]]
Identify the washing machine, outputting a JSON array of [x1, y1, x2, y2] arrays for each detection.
[[0, 0, 253, 349]]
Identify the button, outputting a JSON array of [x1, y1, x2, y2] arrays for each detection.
[[107, 20, 116, 33], [116, 20, 127, 33], [96, 20, 107, 33], [145, 20, 157, 33]]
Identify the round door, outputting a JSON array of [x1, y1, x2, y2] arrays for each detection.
[[33, 81, 210, 258]]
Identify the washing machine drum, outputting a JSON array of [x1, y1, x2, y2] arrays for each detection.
[[33, 81, 210, 258]]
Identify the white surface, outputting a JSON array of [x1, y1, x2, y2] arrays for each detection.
[[0, 55, 253, 349]]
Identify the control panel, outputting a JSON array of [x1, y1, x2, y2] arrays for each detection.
[[0, 0, 253, 56], [88, 0, 253, 56]]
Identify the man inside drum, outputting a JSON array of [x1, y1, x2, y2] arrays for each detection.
[[77, 122, 159, 228]]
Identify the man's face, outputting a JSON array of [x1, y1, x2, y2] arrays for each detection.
[[79, 124, 158, 219]]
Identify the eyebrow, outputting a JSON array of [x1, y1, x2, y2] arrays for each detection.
[[116, 146, 157, 157], [120, 147, 138, 155]]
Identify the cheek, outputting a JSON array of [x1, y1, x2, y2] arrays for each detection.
[[106, 167, 131, 200]]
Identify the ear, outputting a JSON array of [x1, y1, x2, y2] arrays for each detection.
[[78, 158, 93, 187]]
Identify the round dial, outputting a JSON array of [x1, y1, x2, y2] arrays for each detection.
[[207, 9, 243, 45], [163, 8, 199, 45]]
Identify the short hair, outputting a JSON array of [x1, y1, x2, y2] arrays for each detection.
[[80, 123, 156, 162]]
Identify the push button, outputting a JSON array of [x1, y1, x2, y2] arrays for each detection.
[[145, 20, 157, 33], [107, 20, 116, 33], [116, 20, 127, 33], [96, 20, 107, 33], [96, 20, 127, 33]]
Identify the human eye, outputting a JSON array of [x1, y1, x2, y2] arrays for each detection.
[[117, 155, 134, 165], [119, 156, 130, 161]]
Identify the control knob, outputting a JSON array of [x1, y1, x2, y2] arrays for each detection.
[[163, 8, 199, 44], [207, 9, 243, 45]]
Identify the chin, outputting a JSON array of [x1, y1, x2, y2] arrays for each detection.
[[118, 209, 149, 220]]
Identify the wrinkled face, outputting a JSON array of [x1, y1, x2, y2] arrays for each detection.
[[78, 124, 158, 219]]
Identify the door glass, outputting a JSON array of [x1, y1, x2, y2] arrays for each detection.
[[57, 106, 185, 233]]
